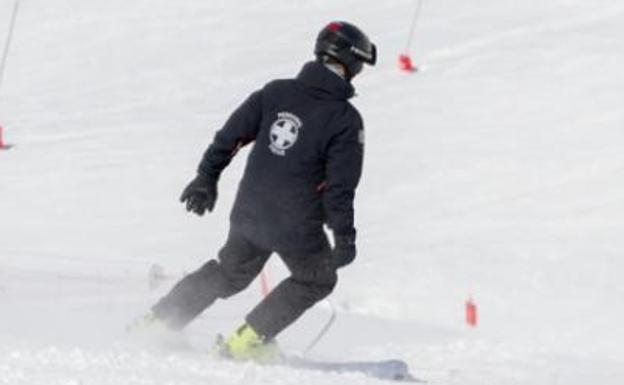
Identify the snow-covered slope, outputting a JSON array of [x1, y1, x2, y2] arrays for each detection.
[[1, 0, 623, 384]]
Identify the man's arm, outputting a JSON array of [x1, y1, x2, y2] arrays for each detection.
[[181, 89, 263, 216], [198, 89, 264, 179], [323, 113, 364, 267]]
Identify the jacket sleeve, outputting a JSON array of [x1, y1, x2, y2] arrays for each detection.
[[198, 89, 263, 179], [323, 111, 364, 237]]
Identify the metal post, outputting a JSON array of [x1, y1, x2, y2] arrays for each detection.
[[0, 0, 21, 95], [404, 0, 425, 54]]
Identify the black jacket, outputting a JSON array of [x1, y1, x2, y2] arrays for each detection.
[[198, 61, 364, 255]]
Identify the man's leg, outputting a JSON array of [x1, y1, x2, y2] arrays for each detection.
[[244, 246, 337, 340], [152, 227, 271, 330]]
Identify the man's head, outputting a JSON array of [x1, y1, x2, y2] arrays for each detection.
[[314, 21, 377, 81]]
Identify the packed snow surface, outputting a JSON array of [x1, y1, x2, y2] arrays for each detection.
[[1, 0, 623, 384]]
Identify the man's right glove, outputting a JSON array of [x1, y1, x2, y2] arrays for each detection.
[[179, 173, 218, 216], [332, 232, 356, 269]]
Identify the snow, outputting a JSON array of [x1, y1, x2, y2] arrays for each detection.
[[1, 0, 623, 384]]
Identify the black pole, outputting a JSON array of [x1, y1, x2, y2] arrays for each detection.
[[302, 300, 338, 356]]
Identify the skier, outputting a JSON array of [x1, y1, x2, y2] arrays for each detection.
[[139, 21, 376, 362]]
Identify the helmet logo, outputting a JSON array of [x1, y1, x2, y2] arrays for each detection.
[[269, 112, 302, 156]]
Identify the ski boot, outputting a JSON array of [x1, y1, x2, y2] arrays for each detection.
[[216, 323, 282, 364], [126, 311, 190, 349], [126, 311, 168, 334]]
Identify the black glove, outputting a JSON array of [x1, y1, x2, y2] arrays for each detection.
[[332, 232, 356, 269], [179, 173, 218, 216]]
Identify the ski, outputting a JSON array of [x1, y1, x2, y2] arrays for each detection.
[[203, 331, 422, 382], [284, 356, 424, 382]]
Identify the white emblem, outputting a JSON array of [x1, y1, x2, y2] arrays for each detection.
[[269, 112, 302, 156]]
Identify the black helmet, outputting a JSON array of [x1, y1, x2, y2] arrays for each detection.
[[314, 21, 377, 79]]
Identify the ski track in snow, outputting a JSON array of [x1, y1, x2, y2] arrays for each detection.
[[1, 0, 624, 384]]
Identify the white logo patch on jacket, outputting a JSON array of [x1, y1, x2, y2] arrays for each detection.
[[269, 112, 302, 156]]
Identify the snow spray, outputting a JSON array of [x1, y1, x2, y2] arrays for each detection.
[[466, 297, 478, 327]]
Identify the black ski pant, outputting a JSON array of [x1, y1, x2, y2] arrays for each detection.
[[152, 227, 337, 340]]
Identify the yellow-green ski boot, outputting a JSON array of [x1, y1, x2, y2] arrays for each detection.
[[221, 324, 282, 364]]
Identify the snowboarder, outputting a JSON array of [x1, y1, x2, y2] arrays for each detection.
[[139, 21, 376, 362]]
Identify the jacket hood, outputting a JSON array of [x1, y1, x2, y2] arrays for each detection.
[[296, 61, 355, 100]]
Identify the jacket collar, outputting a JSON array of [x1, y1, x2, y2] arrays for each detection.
[[296, 61, 355, 100]]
